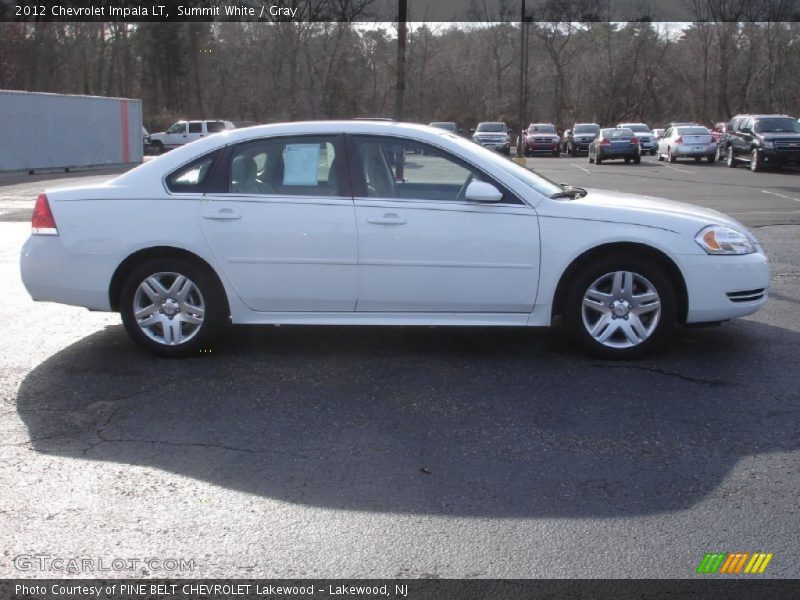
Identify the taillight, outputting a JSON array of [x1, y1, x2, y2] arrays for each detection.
[[32, 193, 58, 236], [675, 136, 683, 144], [600, 139, 610, 145], [631, 137, 639, 144]]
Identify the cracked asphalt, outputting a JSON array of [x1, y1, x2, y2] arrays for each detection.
[[1, 156, 799, 578]]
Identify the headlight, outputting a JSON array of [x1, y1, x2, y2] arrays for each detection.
[[695, 225, 756, 255], [762, 140, 775, 149]]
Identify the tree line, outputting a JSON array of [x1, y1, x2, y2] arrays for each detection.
[[1, 18, 798, 132]]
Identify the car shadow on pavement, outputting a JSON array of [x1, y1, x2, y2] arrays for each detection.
[[15, 319, 800, 518]]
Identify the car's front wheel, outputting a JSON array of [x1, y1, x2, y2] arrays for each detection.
[[564, 255, 676, 359], [120, 258, 227, 357]]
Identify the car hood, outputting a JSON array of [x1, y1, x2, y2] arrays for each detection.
[[539, 189, 751, 237]]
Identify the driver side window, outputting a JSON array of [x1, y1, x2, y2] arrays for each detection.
[[352, 136, 494, 202]]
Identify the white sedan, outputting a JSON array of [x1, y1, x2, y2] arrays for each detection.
[[21, 121, 769, 358], [657, 125, 718, 163]]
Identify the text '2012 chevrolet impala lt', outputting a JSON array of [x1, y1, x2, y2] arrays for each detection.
[[21, 121, 770, 358]]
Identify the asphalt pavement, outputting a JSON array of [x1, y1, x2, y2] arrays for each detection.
[[0, 155, 798, 578]]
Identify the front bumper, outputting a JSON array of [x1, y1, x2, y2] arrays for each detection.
[[762, 148, 800, 164], [475, 140, 509, 151], [679, 249, 770, 323], [527, 142, 560, 152]]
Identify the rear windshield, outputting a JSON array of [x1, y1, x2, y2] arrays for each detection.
[[753, 118, 800, 133], [603, 128, 633, 138], [624, 124, 651, 133], [678, 127, 710, 135], [529, 124, 556, 133], [574, 124, 599, 134], [476, 123, 506, 132], [430, 122, 457, 132]]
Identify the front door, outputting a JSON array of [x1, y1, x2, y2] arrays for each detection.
[[349, 135, 539, 313]]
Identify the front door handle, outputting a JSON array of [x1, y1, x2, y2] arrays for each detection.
[[366, 213, 406, 225], [203, 208, 241, 220]]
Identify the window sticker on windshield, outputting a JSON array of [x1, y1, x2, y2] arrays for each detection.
[[283, 144, 321, 186]]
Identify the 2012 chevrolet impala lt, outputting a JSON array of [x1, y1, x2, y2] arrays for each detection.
[[20, 121, 770, 358]]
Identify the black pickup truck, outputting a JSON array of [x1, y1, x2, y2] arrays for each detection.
[[719, 114, 800, 172]]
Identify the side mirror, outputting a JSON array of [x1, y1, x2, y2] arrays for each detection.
[[465, 181, 503, 203]]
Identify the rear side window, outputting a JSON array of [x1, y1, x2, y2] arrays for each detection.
[[188, 122, 202, 134], [207, 121, 226, 133], [227, 136, 341, 196], [166, 151, 220, 193]]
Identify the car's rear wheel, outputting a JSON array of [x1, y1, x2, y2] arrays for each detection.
[[120, 258, 226, 357], [715, 145, 724, 161], [707, 153, 716, 163], [633, 155, 641, 164], [650, 149, 656, 156], [564, 255, 676, 359], [668, 148, 677, 163]]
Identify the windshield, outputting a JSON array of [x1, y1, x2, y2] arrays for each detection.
[[754, 118, 800, 133], [624, 124, 651, 133], [678, 127, 710, 136], [529, 124, 556, 133], [476, 123, 506, 133], [574, 124, 599, 134], [448, 135, 561, 198], [430, 122, 457, 132]]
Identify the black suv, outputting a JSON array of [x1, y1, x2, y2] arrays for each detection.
[[720, 114, 800, 172], [562, 123, 600, 155]]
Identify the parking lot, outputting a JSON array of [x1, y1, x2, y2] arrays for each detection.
[[1, 154, 799, 578]]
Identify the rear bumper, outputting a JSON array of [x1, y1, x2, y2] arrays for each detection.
[[674, 143, 717, 157], [20, 235, 112, 311], [598, 146, 639, 158]]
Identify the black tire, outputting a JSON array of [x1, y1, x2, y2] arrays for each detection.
[[694, 156, 702, 163], [563, 254, 677, 359], [727, 145, 737, 168], [151, 142, 164, 155], [633, 155, 641, 164], [707, 153, 716, 163], [750, 148, 762, 172], [120, 257, 227, 357], [650, 149, 656, 156]]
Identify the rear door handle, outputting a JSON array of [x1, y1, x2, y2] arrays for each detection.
[[203, 208, 241, 220], [366, 213, 406, 225]]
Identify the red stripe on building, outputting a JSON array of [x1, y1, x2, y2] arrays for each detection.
[[120, 100, 130, 163]]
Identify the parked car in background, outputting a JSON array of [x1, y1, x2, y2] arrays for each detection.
[[657, 125, 716, 163], [711, 122, 728, 144], [617, 123, 657, 155], [142, 126, 150, 155], [147, 119, 235, 154], [563, 123, 600, 155], [429, 121, 459, 134], [719, 114, 800, 172], [652, 128, 666, 139], [21, 120, 769, 360], [524, 123, 561, 156], [588, 128, 641, 164], [472, 122, 510, 155], [668, 122, 699, 128]]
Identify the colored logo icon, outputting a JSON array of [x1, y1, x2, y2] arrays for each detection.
[[696, 552, 773, 574]]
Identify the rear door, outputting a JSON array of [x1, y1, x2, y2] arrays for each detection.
[[198, 134, 358, 312], [349, 135, 539, 313]]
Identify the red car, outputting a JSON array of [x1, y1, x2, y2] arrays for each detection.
[[711, 122, 728, 144], [524, 123, 561, 157]]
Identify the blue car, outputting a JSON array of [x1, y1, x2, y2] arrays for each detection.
[[589, 128, 642, 164]]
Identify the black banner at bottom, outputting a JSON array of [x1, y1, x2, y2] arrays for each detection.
[[3, 579, 800, 600]]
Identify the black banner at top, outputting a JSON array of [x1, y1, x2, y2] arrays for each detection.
[[2, 0, 800, 22]]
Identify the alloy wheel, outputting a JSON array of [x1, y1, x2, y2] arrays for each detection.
[[132, 272, 206, 346], [581, 271, 662, 349]]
